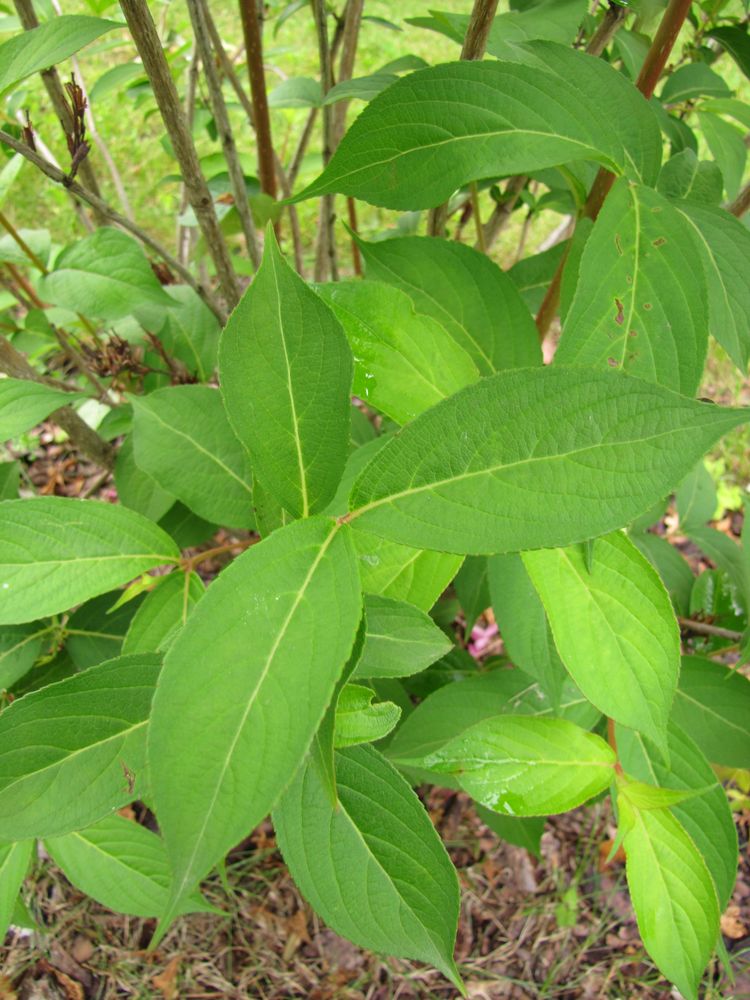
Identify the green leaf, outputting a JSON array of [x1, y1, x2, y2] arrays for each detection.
[[148, 517, 361, 921], [65, 590, 143, 670], [657, 149, 723, 205], [317, 281, 479, 424], [353, 528, 463, 611], [158, 502, 215, 549], [682, 524, 747, 611], [0, 378, 85, 441], [508, 242, 567, 313], [347, 367, 748, 555], [486, 0, 588, 56], [707, 25, 750, 81], [39, 227, 173, 322], [0, 840, 31, 940], [629, 532, 693, 616], [0, 15, 119, 96], [132, 385, 254, 529], [268, 76, 321, 108], [619, 795, 719, 1000], [273, 744, 461, 987], [0, 653, 160, 840], [354, 594, 452, 680], [333, 683, 401, 747], [357, 236, 541, 375], [476, 805, 544, 858], [220, 231, 352, 519], [488, 553, 564, 706], [523, 532, 679, 752], [45, 814, 212, 918], [659, 63, 731, 104], [114, 435, 175, 523], [673, 656, 750, 768], [388, 668, 600, 766], [158, 285, 221, 382], [697, 111, 746, 200], [0, 460, 19, 501], [0, 497, 179, 625], [676, 461, 717, 527], [0, 154, 24, 210], [618, 721, 737, 910], [675, 203, 750, 372], [294, 42, 659, 209], [323, 73, 397, 105], [454, 556, 490, 636], [90, 61, 146, 102], [556, 180, 708, 394], [411, 716, 615, 817], [0, 622, 51, 689], [122, 571, 204, 655]]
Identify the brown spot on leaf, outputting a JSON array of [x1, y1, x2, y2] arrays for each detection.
[[629, 329, 637, 337], [607, 357, 619, 367], [614, 298, 624, 325], [643, 302, 652, 311], [614, 233, 623, 255], [652, 236, 666, 247]]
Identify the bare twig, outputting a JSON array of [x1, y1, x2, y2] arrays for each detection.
[[238, 0, 277, 199], [177, 45, 200, 266], [312, 0, 338, 281], [12, 0, 106, 227], [586, 1, 628, 58], [0, 128, 226, 323], [0, 335, 114, 469], [200, 4, 304, 273], [678, 617, 743, 642], [188, 0, 261, 269], [119, 0, 240, 310], [728, 180, 750, 218], [332, 0, 364, 148]]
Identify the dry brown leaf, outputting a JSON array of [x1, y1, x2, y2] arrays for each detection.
[[721, 904, 748, 940], [151, 955, 180, 1000]]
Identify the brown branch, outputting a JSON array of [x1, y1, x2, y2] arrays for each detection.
[[0, 335, 114, 469], [187, 0, 261, 269], [460, 0, 500, 60], [200, 5, 304, 273], [728, 180, 750, 218], [0, 128, 226, 323], [586, 1, 628, 58], [12, 0, 107, 226], [312, 0, 338, 281], [119, 0, 240, 311], [332, 0, 365, 149], [535, 0, 692, 339], [238, 0, 277, 199], [177, 44, 200, 266], [678, 617, 743, 642]]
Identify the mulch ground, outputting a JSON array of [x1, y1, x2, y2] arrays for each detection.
[[2, 792, 749, 1000]]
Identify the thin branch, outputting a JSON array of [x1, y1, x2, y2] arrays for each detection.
[[312, 0, 338, 281], [728, 180, 750, 218], [460, 0, 500, 59], [332, 0, 365, 149], [177, 44, 200, 266], [188, 0, 261, 269], [477, 174, 527, 251], [12, 0, 106, 227], [535, 0, 692, 339], [119, 0, 240, 311], [586, 1, 628, 58], [238, 0, 277, 198], [0, 335, 114, 469], [678, 617, 743, 642], [0, 128, 226, 323], [201, 4, 304, 273]]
